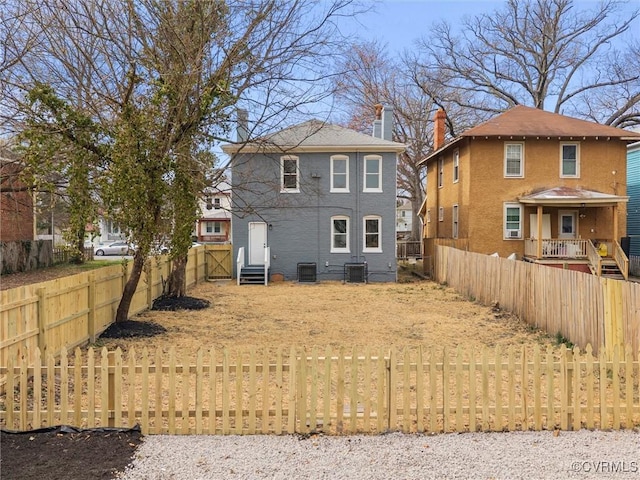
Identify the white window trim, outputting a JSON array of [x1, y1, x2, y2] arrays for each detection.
[[453, 149, 459, 183], [363, 215, 382, 253], [280, 155, 300, 193], [560, 142, 580, 178], [504, 202, 523, 239], [438, 206, 444, 222], [452, 204, 459, 239], [438, 157, 444, 187], [363, 155, 382, 192], [330, 155, 349, 193], [330, 215, 350, 253], [504, 142, 524, 178], [426, 208, 431, 223]]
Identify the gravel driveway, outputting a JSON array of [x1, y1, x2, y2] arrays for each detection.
[[119, 430, 640, 479]]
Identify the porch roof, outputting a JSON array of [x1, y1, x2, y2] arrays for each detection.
[[518, 186, 628, 207]]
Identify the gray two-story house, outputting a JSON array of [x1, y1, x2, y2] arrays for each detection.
[[222, 106, 405, 283]]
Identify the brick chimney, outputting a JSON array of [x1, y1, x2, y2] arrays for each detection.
[[433, 109, 446, 151], [372, 104, 383, 139]]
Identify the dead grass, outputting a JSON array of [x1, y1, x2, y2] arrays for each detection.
[[91, 276, 555, 356]]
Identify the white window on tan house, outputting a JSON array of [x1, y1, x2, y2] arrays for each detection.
[[331, 216, 349, 253], [438, 157, 444, 187], [504, 143, 524, 177], [452, 204, 459, 239], [331, 155, 349, 192], [438, 206, 444, 222], [453, 149, 459, 183], [363, 215, 382, 253], [363, 155, 382, 192], [560, 143, 579, 178], [426, 208, 431, 223], [504, 203, 522, 239], [281, 155, 299, 192]]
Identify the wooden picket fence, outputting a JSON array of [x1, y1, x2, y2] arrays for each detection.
[[1, 344, 638, 435], [434, 246, 640, 354]]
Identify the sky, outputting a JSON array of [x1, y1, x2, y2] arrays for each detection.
[[343, 0, 640, 55]]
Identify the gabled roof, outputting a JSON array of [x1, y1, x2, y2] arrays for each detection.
[[463, 106, 640, 139], [419, 106, 640, 166], [222, 119, 405, 154], [519, 186, 628, 206]]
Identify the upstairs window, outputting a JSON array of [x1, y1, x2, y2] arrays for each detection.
[[561, 143, 579, 177], [281, 156, 299, 192], [363, 216, 382, 252], [453, 150, 459, 183], [331, 155, 349, 192], [504, 143, 524, 177], [438, 157, 444, 187], [331, 216, 349, 253], [438, 206, 444, 222], [364, 155, 382, 192], [213, 198, 221, 209]]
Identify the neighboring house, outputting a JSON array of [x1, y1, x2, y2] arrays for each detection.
[[628, 140, 640, 257], [0, 143, 34, 242], [419, 106, 640, 279], [195, 180, 232, 243], [396, 200, 413, 239], [222, 105, 405, 283]]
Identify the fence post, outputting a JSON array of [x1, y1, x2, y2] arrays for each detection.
[[37, 288, 47, 355], [146, 262, 153, 309], [88, 273, 96, 343], [108, 351, 115, 427]]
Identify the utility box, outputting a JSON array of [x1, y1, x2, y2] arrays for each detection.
[[297, 263, 317, 283], [344, 263, 367, 283]]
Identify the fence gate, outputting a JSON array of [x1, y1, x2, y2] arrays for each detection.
[[205, 244, 232, 279]]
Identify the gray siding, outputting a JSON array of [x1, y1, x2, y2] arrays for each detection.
[[232, 150, 398, 282]]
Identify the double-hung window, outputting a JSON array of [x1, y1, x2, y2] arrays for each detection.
[[504, 143, 524, 177], [205, 221, 221, 234], [331, 155, 349, 192], [453, 150, 459, 183], [363, 216, 382, 252], [504, 203, 522, 239], [281, 155, 299, 192], [331, 216, 349, 253], [452, 205, 459, 239], [438, 157, 444, 187], [364, 155, 382, 192], [561, 143, 579, 177]]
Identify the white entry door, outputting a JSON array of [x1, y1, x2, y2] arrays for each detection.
[[248, 222, 267, 265], [559, 211, 578, 239]]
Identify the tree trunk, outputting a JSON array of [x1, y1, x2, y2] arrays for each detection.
[[166, 255, 187, 297], [114, 251, 146, 322]]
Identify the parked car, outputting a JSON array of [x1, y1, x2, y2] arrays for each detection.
[[94, 241, 135, 256]]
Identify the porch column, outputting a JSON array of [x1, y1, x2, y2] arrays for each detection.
[[612, 205, 618, 243], [536, 205, 543, 259]]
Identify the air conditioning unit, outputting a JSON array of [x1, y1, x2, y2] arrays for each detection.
[[508, 229, 521, 238], [344, 263, 367, 283], [297, 263, 317, 283]]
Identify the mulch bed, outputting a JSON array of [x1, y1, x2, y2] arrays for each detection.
[[151, 295, 211, 311], [0, 426, 143, 480]]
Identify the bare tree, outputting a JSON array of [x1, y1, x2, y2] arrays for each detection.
[[411, 0, 640, 127], [333, 41, 433, 240], [3, 0, 360, 320]]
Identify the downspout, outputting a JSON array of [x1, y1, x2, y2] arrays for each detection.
[[356, 151, 361, 261]]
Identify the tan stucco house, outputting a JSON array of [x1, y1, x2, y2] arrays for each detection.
[[419, 106, 640, 279]]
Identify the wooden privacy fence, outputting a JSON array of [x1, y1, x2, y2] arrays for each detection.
[[0, 245, 228, 370], [434, 246, 640, 354], [1, 345, 638, 435]]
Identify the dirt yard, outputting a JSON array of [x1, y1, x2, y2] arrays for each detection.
[[93, 275, 555, 355]]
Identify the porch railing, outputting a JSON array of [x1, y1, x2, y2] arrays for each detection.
[[612, 241, 629, 280], [585, 240, 601, 276], [524, 239, 588, 259], [397, 240, 422, 259]]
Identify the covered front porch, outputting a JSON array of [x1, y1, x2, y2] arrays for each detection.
[[519, 187, 630, 280]]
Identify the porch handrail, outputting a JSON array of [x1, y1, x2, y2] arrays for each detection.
[[236, 247, 245, 286], [612, 241, 629, 281], [264, 247, 270, 286], [586, 240, 602, 276]]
